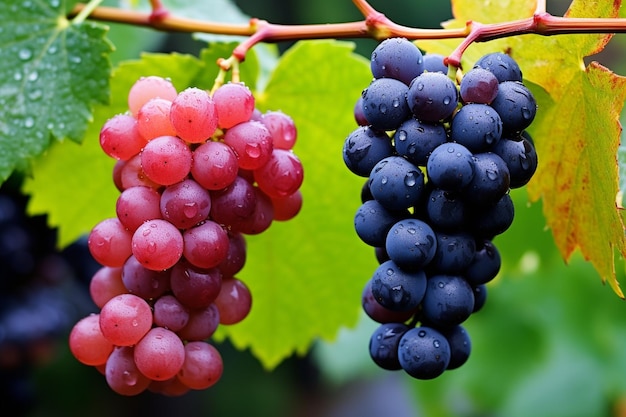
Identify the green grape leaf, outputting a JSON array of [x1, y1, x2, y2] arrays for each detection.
[[23, 53, 207, 247], [418, 0, 626, 297], [214, 40, 375, 370], [0, 0, 113, 182]]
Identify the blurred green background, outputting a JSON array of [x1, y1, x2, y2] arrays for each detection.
[[5, 1, 626, 416]]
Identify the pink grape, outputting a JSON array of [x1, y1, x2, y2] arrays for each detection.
[[122, 255, 171, 300], [99, 293, 153, 346], [260, 110, 297, 150], [271, 189, 303, 221], [170, 261, 223, 309], [153, 294, 190, 332], [69, 314, 114, 366], [99, 114, 147, 160], [128, 75, 178, 116], [209, 176, 257, 227], [212, 82, 255, 129], [89, 266, 127, 308], [160, 178, 211, 229], [176, 304, 220, 342], [132, 219, 183, 271], [133, 327, 185, 381], [236, 188, 274, 235], [116, 185, 163, 232], [217, 232, 247, 277], [148, 376, 190, 397], [140, 135, 192, 186], [105, 346, 152, 396], [113, 160, 125, 191], [223, 120, 273, 170], [170, 87, 218, 143], [182, 220, 230, 269], [190, 141, 239, 190], [88, 217, 133, 267], [214, 277, 252, 325], [119, 154, 161, 190], [253, 149, 304, 198], [137, 98, 178, 140], [177, 341, 223, 390]]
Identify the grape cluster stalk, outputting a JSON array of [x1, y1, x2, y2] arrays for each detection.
[[69, 76, 304, 396], [343, 38, 538, 379]]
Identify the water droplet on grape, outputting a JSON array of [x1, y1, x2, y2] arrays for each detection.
[[147, 242, 157, 253], [379, 104, 388, 114], [418, 330, 426, 337], [438, 281, 445, 288], [392, 98, 400, 108], [183, 202, 198, 219], [417, 83, 424, 91], [520, 153, 530, 170], [123, 371, 138, 386], [486, 169, 498, 180], [396, 130, 407, 142], [245, 143, 261, 158], [521, 107, 532, 120], [433, 340, 440, 348], [131, 319, 138, 327], [380, 176, 388, 185], [386, 268, 394, 276], [443, 96, 451, 105], [404, 172, 416, 187]]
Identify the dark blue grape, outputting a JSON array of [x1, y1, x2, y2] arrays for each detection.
[[459, 67, 499, 104], [370, 37, 424, 85], [398, 326, 451, 379], [385, 218, 437, 270], [465, 239, 501, 286], [426, 142, 475, 191], [442, 325, 471, 370], [422, 53, 448, 74], [369, 322, 411, 370], [472, 284, 487, 313], [425, 188, 466, 231], [406, 72, 458, 122], [374, 246, 390, 264], [371, 260, 427, 312], [473, 52, 522, 83], [353, 96, 369, 126], [361, 78, 411, 131], [354, 199, 408, 247], [361, 180, 374, 203], [362, 279, 415, 324], [449, 103, 502, 152], [491, 135, 538, 188], [463, 152, 510, 207], [429, 232, 476, 274], [369, 156, 425, 210], [393, 118, 448, 166], [421, 275, 475, 328], [470, 193, 515, 238], [490, 81, 537, 133], [343, 126, 394, 177]]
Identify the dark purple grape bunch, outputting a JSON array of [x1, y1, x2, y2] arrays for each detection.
[[344, 38, 538, 380]]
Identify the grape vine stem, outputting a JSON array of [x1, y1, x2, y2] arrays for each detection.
[[70, 1, 626, 66]]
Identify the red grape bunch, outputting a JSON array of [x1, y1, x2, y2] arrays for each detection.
[[69, 76, 304, 396]]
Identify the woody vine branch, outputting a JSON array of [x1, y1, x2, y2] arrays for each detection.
[[70, 0, 626, 69]]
